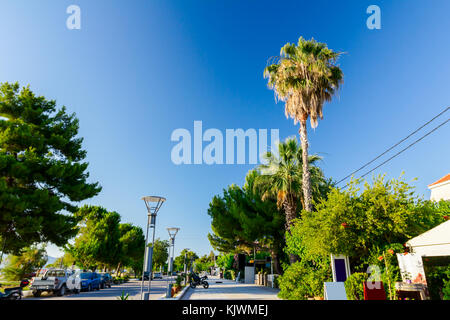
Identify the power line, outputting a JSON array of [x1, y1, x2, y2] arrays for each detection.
[[338, 117, 449, 189], [336, 106, 449, 185]]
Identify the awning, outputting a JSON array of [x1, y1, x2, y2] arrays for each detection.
[[406, 220, 450, 257]]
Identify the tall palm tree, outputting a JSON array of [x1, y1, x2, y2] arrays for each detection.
[[264, 37, 343, 212], [256, 138, 324, 233]]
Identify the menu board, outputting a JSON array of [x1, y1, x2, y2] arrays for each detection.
[[396, 253, 427, 285]]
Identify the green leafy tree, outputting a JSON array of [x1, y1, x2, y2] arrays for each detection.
[[194, 255, 214, 273], [149, 239, 170, 271], [256, 137, 332, 264], [207, 169, 286, 274], [256, 137, 331, 232], [2, 245, 48, 280], [66, 205, 121, 270], [216, 253, 234, 271], [117, 223, 145, 275], [264, 37, 343, 212], [174, 249, 198, 272], [293, 175, 447, 271], [278, 225, 332, 299], [277, 257, 332, 300], [0, 82, 101, 259]]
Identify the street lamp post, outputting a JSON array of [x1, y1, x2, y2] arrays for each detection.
[[140, 196, 166, 301], [167, 227, 179, 276], [183, 248, 190, 286], [166, 227, 179, 297]]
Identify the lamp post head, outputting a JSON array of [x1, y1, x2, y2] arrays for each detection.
[[167, 227, 180, 240], [142, 196, 166, 226]]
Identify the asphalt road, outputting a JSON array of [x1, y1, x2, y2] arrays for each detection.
[[26, 279, 171, 300]]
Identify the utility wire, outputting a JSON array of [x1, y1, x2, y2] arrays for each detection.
[[338, 117, 449, 189], [336, 106, 449, 185]]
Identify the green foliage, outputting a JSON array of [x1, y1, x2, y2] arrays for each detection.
[[175, 275, 183, 287], [344, 273, 368, 300], [256, 137, 332, 221], [150, 238, 170, 270], [194, 254, 214, 272], [174, 249, 198, 272], [277, 257, 332, 300], [66, 205, 144, 273], [443, 277, 450, 300], [295, 175, 446, 269], [117, 291, 129, 300], [0, 82, 101, 255], [224, 270, 236, 280], [216, 253, 234, 271], [67, 205, 122, 270], [118, 223, 145, 274], [284, 175, 444, 300], [280, 227, 332, 300], [362, 245, 404, 300], [208, 170, 285, 252], [425, 266, 450, 300], [207, 169, 286, 273], [263, 37, 343, 129], [1, 245, 47, 280]]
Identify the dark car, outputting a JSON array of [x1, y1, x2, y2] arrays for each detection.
[[79, 272, 101, 291], [140, 271, 153, 281], [98, 272, 112, 289]]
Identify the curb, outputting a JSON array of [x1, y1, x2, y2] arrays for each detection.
[[159, 285, 190, 300]]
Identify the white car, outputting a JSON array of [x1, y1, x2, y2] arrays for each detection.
[[66, 270, 82, 294]]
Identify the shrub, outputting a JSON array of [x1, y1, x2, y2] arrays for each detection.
[[345, 273, 368, 300], [443, 278, 450, 300], [426, 266, 450, 300], [224, 270, 236, 280], [278, 260, 331, 300], [175, 275, 183, 287], [273, 275, 280, 288]]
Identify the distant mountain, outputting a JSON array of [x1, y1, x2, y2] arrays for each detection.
[[44, 256, 57, 267]]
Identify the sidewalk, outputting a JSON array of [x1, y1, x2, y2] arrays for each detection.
[[182, 277, 280, 300]]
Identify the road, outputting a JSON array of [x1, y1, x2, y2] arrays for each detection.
[[182, 277, 280, 300], [26, 278, 171, 300]]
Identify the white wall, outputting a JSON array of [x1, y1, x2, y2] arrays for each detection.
[[429, 181, 450, 201]]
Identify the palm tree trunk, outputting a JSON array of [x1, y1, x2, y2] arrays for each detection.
[[299, 120, 312, 212], [283, 200, 297, 233], [283, 200, 298, 264]]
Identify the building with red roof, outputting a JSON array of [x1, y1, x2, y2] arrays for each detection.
[[428, 173, 450, 201]]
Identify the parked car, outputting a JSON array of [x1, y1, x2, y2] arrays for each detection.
[[30, 269, 70, 297], [66, 270, 82, 294], [98, 272, 112, 289], [153, 272, 162, 279], [140, 271, 150, 281], [79, 272, 101, 292]]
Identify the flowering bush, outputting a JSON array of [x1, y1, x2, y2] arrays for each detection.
[[278, 257, 332, 300], [344, 273, 368, 300]]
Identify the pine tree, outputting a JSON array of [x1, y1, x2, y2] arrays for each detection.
[[0, 82, 101, 257]]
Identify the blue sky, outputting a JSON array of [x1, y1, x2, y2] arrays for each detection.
[[0, 0, 449, 258]]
